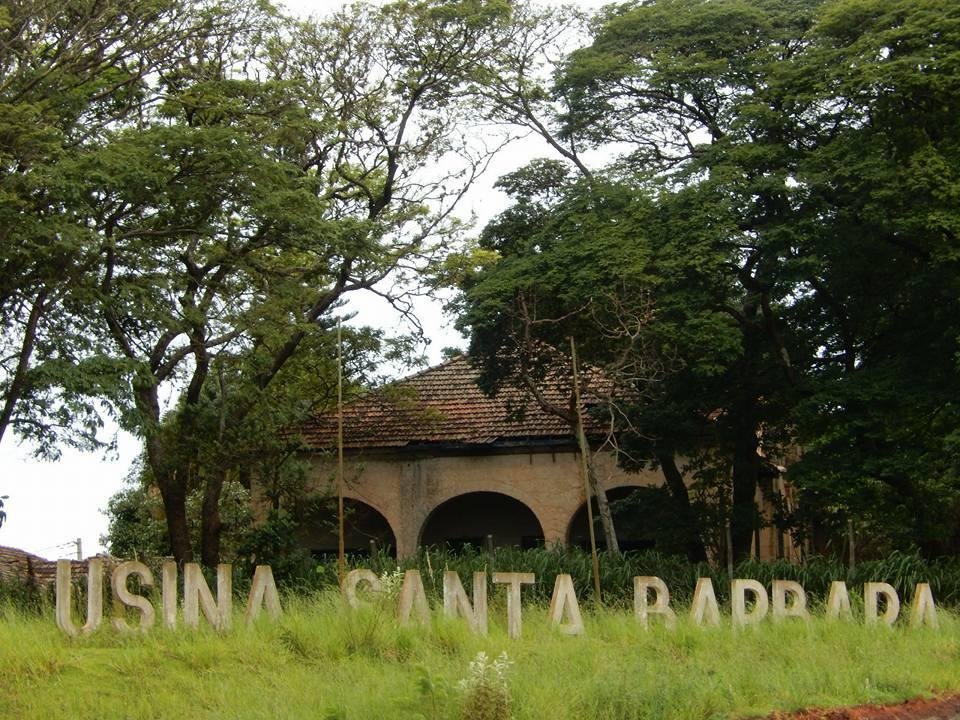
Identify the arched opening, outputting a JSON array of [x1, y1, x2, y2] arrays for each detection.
[[419, 492, 544, 551], [567, 485, 690, 554], [301, 497, 396, 559]]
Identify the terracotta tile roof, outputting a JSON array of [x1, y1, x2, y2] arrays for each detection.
[[299, 355, 600, 450]]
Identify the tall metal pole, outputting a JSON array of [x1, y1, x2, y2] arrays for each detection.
[[337, 320, 346, 582], [570, 337, 602, 604]]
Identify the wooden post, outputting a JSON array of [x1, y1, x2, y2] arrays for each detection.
[[337, 320, 346, 582], [725, 520, 734, 578], [847, 519, 856, 572], [570, 337, 602, 604]]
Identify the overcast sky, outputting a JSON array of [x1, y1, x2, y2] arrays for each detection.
[[0, 0, 610, 559]]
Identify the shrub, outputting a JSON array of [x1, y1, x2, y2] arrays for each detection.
[[458, 651, 512, 720]]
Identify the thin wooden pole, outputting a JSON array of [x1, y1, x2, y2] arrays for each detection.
[[570, 337, 602, 604], [847, 518, 856, 573], [337, 320, 346, 582], [725, 520, 734, 578]]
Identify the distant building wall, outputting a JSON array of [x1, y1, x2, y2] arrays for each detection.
[[297, 448, 708, 557]]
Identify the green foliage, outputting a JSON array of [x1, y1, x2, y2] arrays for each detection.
[[3, 0, 517, 564], [458, 0, 960, 561], [0, 0, 216, 454], [102, 478, 171, 559], [103, 466, 254, 561], [0, 493, 6, 529], [0, 575, 49, 616], [299, 546, 960, 610]]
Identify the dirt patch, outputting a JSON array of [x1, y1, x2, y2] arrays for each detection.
[[761, 694, 960, 720]]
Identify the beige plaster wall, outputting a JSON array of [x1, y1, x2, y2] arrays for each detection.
[[306, 449, 664, 557]]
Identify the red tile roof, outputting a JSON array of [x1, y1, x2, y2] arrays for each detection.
[[299, 355, 599, 450]]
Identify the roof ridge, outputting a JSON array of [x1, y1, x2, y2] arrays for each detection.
[[387, 353, 467, 385]]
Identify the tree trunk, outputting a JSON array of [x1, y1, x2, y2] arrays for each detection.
[[572, 414, 620, 554], [726, 307, 764, 563], [730, 404, 761, 562], [200, 467, 227, 568], [157, 470, 193, 564], [657, 451, 708, 562], [585, 453, 619, 554], [138, 385, 194, 564], [0, 289, 47, 446]]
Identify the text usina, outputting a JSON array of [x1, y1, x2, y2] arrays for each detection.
[[53, 561, 940, 637]]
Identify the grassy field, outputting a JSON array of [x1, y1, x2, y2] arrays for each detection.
[[1, 592, 958, 720]]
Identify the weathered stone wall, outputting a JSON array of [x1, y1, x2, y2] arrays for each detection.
[[0, 545, 94, 586]]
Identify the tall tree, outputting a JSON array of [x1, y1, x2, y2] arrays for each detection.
[[783, 0, 960, 554], [454, 161, 726, 559], [2, 0, 513, 565], [502, 0, 820, 560], [480, 0, 960, 559], [79, 0, 512, 564], [0, 0, 232, 454]]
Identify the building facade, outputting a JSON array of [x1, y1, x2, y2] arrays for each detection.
[[285, 356, 792, 560]]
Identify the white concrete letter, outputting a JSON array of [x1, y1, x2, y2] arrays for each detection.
[[443, 571, 487, 635], [493, 572, 535, 639], [397, 569, 430, 626], [183, 563, 232, 631], [633, 576, 676, 629], [908, 583, 938, 629], [771, 580, 808, 622], [161, 561, 177, 629], [55, 558, 103, 637], [864, 582, 900, 626], [110, 560, 155, 633], [731, 579, 769, 628], [548, 574, 584, 636], [690, 577, 720, 627], [341, 568, 383, 608], [245, 565, 282, 626], [825, 581, 852, 621]]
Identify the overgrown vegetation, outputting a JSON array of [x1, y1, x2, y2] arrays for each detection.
[[0, 591, 957, 719], [323, 546, 960, 608], [453, 0, 960, 562], [4, 0, 960, 586]]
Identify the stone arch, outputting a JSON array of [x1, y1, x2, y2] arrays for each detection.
[[567, 484, 683, 553], [301, 495, 398, 558], [418, 491, 546, 550]]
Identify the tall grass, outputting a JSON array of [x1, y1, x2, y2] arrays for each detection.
[[310, 546, 960, 607], [0, 590, 957, 720]]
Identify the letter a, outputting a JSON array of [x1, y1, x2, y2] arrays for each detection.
[[908, 583, 938, 629], [548, 574, 584, 636], [825, 581, 852, 622], [245, 566, 282, 626], [690, 577, 720, 627]]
